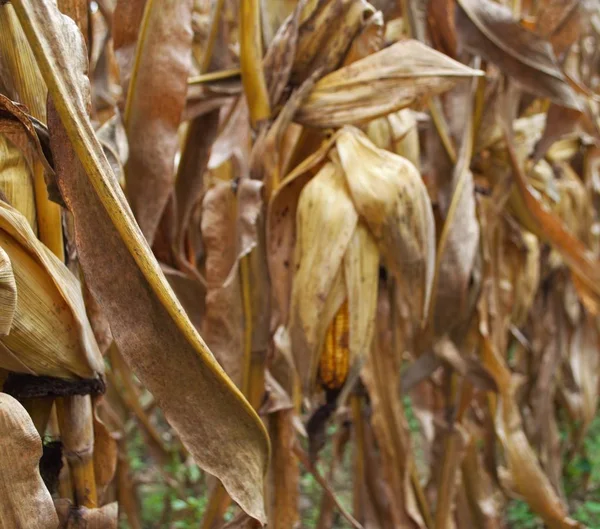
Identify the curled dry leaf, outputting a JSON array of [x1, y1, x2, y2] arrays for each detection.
[[429, 86, 480, 339], [290, 0, 375, 86], [0, 392, 59, 529], [455, 0, 582, 110], [10, 0, 269, 521], [123, 0, 195, 243], [267, 134, 337, 327], [0, 200, 103, 380], [295, 39, 484, 128]]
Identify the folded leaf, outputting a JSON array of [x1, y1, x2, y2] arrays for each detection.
[[296, 39, 483, 128], [455, 0, 581, 110]]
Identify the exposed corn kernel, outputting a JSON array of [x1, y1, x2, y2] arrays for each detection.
[[318, 300, 350, 390]]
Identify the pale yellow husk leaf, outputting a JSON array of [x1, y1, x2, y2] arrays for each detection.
[[336, 126, 435, 322], [0, 200, 103, 379]]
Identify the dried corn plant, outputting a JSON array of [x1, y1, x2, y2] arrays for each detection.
[[0, 0, 600, 528]]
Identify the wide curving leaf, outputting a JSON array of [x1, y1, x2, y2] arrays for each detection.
[[9, 0, 269, 522]]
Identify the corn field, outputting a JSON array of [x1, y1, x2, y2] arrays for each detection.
[[0, 0, 600, 527]]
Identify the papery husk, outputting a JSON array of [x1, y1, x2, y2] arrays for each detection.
[[296, 39, 483, 128], [289, 160, 358, 392], [335, 126, 435, 322], [0, 392, 59, 529], [0, 134, 36, 231], [365, 108, 420, 170], [343, 222, 379, 378], [0, 200, 103, 380]]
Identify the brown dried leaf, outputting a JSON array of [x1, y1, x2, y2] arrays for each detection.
[[505, 130, 600, 315], [201, 178, 263, 385], [112, 0, 146, 98], [123, 0, 195, 243], [427, 0, 457, 58], [362, 289, 427, 529], [267, 134, 337, 326], [174, 109, 219, 261], [429, 90, 480, 339], [296, 40, 484, 128], [0, 392, 59, 529], [455, 0, 581, 109], [536, 0, 582, 56]]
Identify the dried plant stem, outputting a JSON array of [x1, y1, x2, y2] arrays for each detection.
[[351, 394, 366, 521], [55, 395, 97, 508], [239, 0, 270, 125], [434, 379, 470, 529], [188, 68, 241, 85], [47, 405, 75, 502]]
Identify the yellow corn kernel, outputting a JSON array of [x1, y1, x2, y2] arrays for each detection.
[[318, 300, 350, 390]]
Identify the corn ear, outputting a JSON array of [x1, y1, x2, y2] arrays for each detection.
[[319, 300, 350, 391], [289, 161, 357, 393], [0, 200, 103, 379]]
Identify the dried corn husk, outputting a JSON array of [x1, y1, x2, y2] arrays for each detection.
[[0, 200, 103, 380], [365, 108, 420, 170], [288, 160, 360, 392], [0, 392, 59, 529], [336, 126, 435, 322], [0, 133, 37, 231]]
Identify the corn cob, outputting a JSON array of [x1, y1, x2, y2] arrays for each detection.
[[318, 300, 350, 391]]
